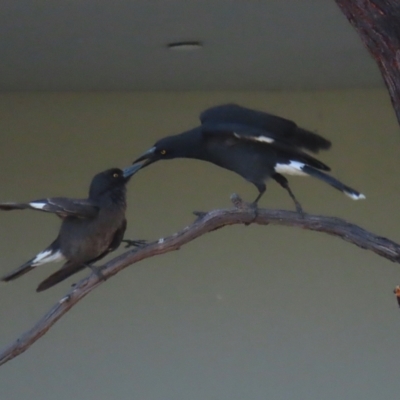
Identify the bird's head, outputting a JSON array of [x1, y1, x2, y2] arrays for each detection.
[[89, 167, 141, 198], [130, 128, 202, 172]]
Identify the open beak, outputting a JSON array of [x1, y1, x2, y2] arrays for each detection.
[[132, 146, 158, 167], [123, 147, 157, 179]]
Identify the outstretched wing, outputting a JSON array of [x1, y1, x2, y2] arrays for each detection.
[[200, 103, 331, 153], [0, 197, 99, 219]]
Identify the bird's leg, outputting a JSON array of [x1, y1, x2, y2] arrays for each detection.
[[252, 192, 263, 206], [272, 173, 304, 217], [242, 183, 266, 225], [84, 263, 107, 281], [251, 183, 266, 208], [122, 239, 147, 248]]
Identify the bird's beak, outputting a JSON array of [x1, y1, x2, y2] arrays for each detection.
[[122, 163, 143, 179], [131, 146, 158, 168], [123, 147, 157, 180]]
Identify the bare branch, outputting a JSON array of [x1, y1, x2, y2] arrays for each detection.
[[1, 197, 400, 366]]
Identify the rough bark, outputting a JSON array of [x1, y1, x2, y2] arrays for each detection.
[[335, 0, 400, 124]]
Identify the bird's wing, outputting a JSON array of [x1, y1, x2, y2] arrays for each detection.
[[36, 260, 86, 292], [36, 220, 127, 292], [200, 104, 331, 153], [201, 124, 330, 171], [0, 198, 99, 219], [77, 219, 127, 265], [200, 104, 297, 134], [107, 218, 127, 253]]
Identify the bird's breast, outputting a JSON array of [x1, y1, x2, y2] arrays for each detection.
[[59, 209, 124, 263]]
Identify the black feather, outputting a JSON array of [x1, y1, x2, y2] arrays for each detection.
[[36, 262, 86, 292], [201, 103, 331, 153]]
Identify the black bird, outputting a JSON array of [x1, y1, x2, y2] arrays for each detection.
[[0, 166, 142, 292], [131, 104, 365, 212]]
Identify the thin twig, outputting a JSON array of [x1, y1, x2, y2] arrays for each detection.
[[1, 196, 399, 366]]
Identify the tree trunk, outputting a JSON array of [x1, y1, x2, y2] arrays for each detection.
[[335, 1, 400, 124]]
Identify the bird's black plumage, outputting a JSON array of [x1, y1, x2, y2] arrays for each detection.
[[0, 166, 141, 291], [131, 104, 365, 211], [200, 103, 332, 153]]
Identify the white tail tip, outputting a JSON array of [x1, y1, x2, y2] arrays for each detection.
[[345, 191, 366, 200]]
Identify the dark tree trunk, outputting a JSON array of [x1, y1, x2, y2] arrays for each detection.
[[335, 1, 400, 124]]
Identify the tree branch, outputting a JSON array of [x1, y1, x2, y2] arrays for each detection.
[[1, 196, 400, 366], [335, 0, 400, 125]]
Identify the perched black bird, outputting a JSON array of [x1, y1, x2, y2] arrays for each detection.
[[132, 104, 365, 212], [0, 166, 141, 292]]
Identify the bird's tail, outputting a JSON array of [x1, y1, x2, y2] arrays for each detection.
[[1, 259, 37, 281], [302, 165, 365, 200], [36, 262, 86, 292], [1, 239, 63, 282]]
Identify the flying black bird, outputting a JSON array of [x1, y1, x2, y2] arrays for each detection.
[[131, 104, 365, 212], [0, 166, 142, 292]]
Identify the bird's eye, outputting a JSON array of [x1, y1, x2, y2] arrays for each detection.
[[160, 149, 167, 155], [113, 173, 119, 178]]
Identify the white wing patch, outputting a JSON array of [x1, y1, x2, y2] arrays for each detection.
[[29, 202, 47, 210], [233, 132, 274, 143], [344, 191, 366, 200], [275, 161, 308, 176], [253, 136, 274, 143], [32, 249, 65, 266]]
